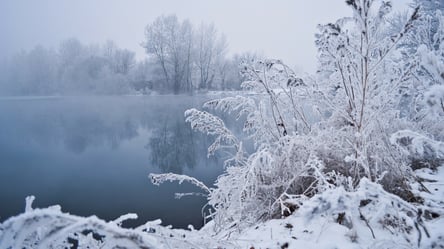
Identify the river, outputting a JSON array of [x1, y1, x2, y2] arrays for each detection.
[[0, 95, 240, 229]]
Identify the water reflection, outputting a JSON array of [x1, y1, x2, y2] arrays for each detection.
[[0, 96, 230, 228], [147, 119, 196, 173]]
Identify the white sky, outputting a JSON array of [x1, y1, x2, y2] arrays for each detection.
[[0, 0, 411, 73]]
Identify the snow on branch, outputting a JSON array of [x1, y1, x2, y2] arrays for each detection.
[[185, 108, 240, 156], [203, 95, 277, 145], [112, 213, 138, 227], [0, 197, 232, 249], [149, 172, 211, 194], [25, 195, 35, 213], [203, 95, 255, 119], [424, 85, 444, 115], [0, 199, 162, 248], [390, 130, 444, 160]]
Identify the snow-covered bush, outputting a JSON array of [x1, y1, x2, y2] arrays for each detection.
[[309, 0, 443, 197], [391, 130, 444, 170], [294, 178, 432, 248], [151, 59, 320, 232], [231, 172, 444, 249], [314, 0, 422, 184], [397, 8, 444, 139], [150, 0, 444, 234], [0, 196, 161, 248], [415, 30, 444, 124], [151, 4, 437, 237], [0, 196, 226, 248]]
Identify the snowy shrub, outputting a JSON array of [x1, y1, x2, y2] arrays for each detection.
[[399, 8, 444, 139], [391, 130, 444, 170], [152, 53, 382, 232], [417, 40, 444, 123], [0, 196, 229, 249], [287, 178, 435, 248], [314, 0, 422, 184], [150, 58, 322, 232], [424, 84, 444, 116], [150, 0, 444, 234], [0, 196, 160, 248]]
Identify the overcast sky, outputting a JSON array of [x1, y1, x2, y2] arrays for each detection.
[[0, 0, 411, 73]]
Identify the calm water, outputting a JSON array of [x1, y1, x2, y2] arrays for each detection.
[[0, 95, 237, 229]]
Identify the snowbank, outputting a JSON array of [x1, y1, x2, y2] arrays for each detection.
[[225, 170, 444, 249]]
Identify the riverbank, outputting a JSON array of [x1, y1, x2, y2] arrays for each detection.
[[1, 163, 443, 248]]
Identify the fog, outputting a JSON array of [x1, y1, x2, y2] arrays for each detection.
[[0, 0, 410, 73]]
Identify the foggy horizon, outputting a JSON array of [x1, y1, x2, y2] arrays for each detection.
[[0, 0, 411, 73]]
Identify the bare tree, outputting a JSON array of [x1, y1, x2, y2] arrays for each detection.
[[142, 15, 193, 94], [195, 23, 228, 90]]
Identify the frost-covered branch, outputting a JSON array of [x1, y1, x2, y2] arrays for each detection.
[[0, 197, 161, 248], [390, 130, 444, 164], [149, 172, 211, 194], [185, 108, 240, 156]]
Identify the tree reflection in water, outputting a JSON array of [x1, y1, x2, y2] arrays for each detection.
[[148, 119, 196, 173]]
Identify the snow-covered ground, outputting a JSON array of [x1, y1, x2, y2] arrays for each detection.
[[1, 164, 443, 248], [219, 166, 444, 249]]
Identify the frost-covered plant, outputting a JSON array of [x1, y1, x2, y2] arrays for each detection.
[[314, 0, 422, 184], [150, 57, 322, 232], [383, 9, 444, 187], [296, 178, 434, 248], [0, 196, 158, 248], [390, 130, 444, 170], [197, 58, 351, 231], [0, 196, 232, 248], [149, 0, 444, 234], [414, 14, 444, 133], [395, 6, 444, 138]]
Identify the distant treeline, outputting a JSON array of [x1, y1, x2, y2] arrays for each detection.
[[0, 14, 258, 96]]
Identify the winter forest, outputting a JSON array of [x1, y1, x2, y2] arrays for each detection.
[[0, 0, 444, 248]]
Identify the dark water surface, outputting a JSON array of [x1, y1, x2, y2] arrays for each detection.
[[0, 95, 234, 229]]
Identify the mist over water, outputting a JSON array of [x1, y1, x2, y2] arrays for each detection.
[[0, 95, 240, 228]]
